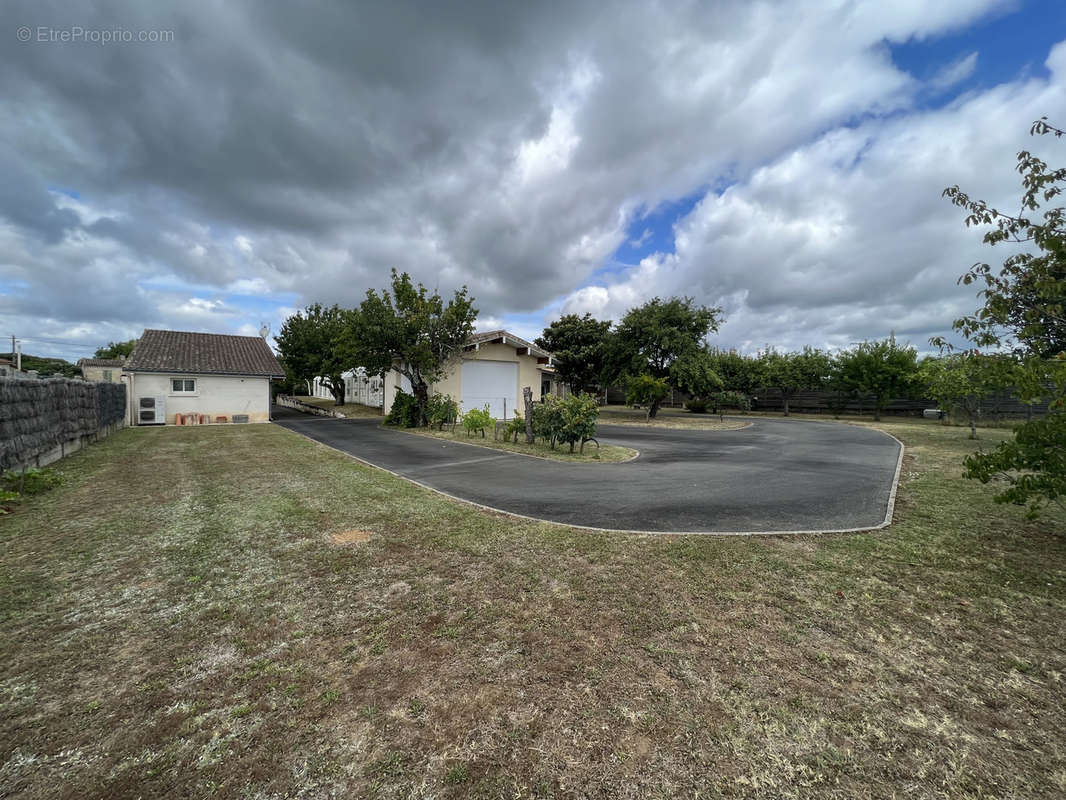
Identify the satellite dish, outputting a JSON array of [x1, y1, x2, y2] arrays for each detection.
[[259, 323, 270, 339]]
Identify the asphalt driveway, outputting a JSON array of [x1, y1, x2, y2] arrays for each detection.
[[272, 406, 902, 534]]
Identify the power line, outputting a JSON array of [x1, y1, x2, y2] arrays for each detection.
[[15, 335, 100, 347]]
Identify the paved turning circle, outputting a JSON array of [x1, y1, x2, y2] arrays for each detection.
[[272, 406, 902, 534]]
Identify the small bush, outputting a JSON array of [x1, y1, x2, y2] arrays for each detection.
[[708, 390, 751, 414], [0, 489, 20, 514], [426, 393, 459, 430], [1, 467, 61, 496], [462, 405, 493, 438], [532, 394, 599, 451], [504, 414, 526, 443], [532, 398, 564, 447], [686, 398, 708, 414], [385, 390, 420, 427]]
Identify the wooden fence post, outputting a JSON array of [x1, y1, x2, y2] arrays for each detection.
[[523, 386, 535, 444]]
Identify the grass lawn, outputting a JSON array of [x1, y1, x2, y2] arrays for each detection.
[[1, 419, 1064, 798], [294, 395, 383, 418], [599, 405, 752, 430], [404, 426, 638, 463]]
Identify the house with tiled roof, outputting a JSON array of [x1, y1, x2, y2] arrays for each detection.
[[77, 357, 126, 383], [381, 329, 561, 419], [124, 329, 284, 425]]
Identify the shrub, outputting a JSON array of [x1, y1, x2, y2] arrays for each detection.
[[384, 390, 420, 427], [1, 467, 61, 496], [556, 393, 599, 452], [462, 405, 493, 438], [0, 489, 19, 514], [503, 414, 526, 443], [707, 391, 751, 414], [685, 398, 708, 414], [532, 394, 599, 451], [532, 398, 563, 447], [426, 393, 459, 430]]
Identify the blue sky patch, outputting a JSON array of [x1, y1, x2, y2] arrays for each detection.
[[890, 0, 1065, 107]]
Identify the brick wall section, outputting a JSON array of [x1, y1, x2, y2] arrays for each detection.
[[0, 378, 126, 470]]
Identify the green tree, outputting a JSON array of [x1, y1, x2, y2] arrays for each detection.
[[938, 117, 1066, 516], [614, 297, 722, 419], [836, 336, 920, 421], [94, 339, 137, 360], [920, 352, 1012, 439], [625, 375, 670, 421], [535, 313, 613, 395], [276, 304, 350, 405], [759, 347, 833, 416], [670, 347, 723, 403], [706, 348, 765, 396], [346, 270, 477, 425]]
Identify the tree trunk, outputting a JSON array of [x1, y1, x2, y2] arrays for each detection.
[[413, 380, 430, 427], [783, 394, 791, 416], [969, 411, 978, 439], [523, 387, 535, 444], [648, 397, 662, 419]]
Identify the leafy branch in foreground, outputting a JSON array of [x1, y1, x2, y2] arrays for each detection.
[[939, 117, 1066, 518]]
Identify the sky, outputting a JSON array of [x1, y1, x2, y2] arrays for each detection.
[[2, 0, 1065, 362]]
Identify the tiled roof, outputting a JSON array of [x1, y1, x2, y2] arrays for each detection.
[[125, 329, 284, 377], [469, 329, 550, 358], [77, 358, 125, 368]]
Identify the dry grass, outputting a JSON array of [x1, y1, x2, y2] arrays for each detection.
[[599, 406, 752, 430], [404, 426, 638, 463], [1, 419, 1064, 798], [295, 395, 383, 418]]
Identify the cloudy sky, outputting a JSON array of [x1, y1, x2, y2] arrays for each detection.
[[3, 0, 1065, 362]]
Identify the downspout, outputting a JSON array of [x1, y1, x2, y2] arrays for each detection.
[[123, 372, 135, 426]]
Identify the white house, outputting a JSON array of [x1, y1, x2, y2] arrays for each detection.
[[123, 329, 284, 425], [382, 330, 561, 419], [309, 368, 385, 407]]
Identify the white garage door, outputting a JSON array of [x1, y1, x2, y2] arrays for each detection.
[[462, 360, 518, 419]]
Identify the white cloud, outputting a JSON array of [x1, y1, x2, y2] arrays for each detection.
[[929, 51, 979, 91], [0, 0, 1046, 361], [561, 57, 1066, 352]]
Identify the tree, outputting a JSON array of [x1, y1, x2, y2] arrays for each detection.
[[669, 347, 723, 403], [276, 304, 350, 405], [706, 348, 765, 397], [346, 270, 477, 425], [920, 352, 1012, 439], [938, 117, 1066, 516], [836, 336, 920, 421], [625, 375, 670, 421], [614, 297, 722, 418], [963, 414, 1065, 518], [759, 347, 832, 416], [535, 313, 613, 395], [94, 339, 137, 360], [941, 117, 1066, 362]]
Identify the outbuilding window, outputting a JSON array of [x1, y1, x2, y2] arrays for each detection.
[[171, 378, 196, 393]]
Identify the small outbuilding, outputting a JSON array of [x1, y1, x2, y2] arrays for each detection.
[[124, 329, 284, 426], [77, 357, 125, 383]]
